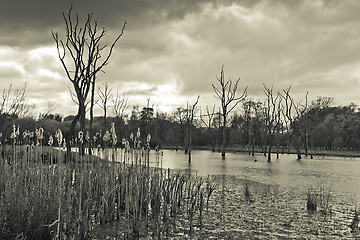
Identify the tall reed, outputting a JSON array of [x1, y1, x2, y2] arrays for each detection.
[[0, 143, 218, 239]]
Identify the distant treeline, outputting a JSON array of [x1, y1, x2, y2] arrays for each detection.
[[1, 96, 360, 153]]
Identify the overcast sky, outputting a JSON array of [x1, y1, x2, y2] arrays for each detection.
[[1, 0, 360, 117]]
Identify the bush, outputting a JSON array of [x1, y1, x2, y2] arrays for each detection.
[[306, 185, 332, 216]]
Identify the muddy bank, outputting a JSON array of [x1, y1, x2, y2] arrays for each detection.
[[197, 176, 359, 239], [91, 176, 360, 239]]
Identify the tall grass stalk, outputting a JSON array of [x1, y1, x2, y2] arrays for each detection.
[[0, 145, 218, 239]]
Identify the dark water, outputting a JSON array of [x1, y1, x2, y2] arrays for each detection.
[[145, 150, 360, 202]]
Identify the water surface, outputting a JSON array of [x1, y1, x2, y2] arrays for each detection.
[[136, 149, 360, 202]]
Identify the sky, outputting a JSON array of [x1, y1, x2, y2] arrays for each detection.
[[1, 0, 360, 117]]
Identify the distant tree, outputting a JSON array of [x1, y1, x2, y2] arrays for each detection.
[[185, 96, 200, 162], [139, 98, 154, 140], [173, 107, 187, 150], [112, 91, 128, 144], [212, 66, 247, 157], [263, 85, 282, 162], [310, 96, 334, 110], [42, 114, 63, 122], [38, 102, 56, 122], [113, 91, 129, 120], [130, 106, 140, 122], [153, 111, 170, 147], [52, 5, 126, 159], [140, 98, 154, 122], [242, 99, 263, 156], [211, 108, 223, 153], [0, 83, 34, 118], [63, 115, 76, 122], [200, 105, 216, 152], [97, 82, 112, 124], [229, 113, 246, 146], [304, 103, 360, 150], [280, 86, 308, 160]]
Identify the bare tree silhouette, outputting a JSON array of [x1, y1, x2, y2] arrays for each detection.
[[212, 66, 247, 158], [97, 82, 112, 125], [52, 5, 126, 159]]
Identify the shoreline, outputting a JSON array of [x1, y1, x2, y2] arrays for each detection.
[[160, 145, 360, 158]]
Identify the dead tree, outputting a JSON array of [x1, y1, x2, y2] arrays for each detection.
[[113, 91, 129, 120], [242, 99, 262, 156], [173, 107, 187, 151], [280, 86, 308, 160], [214, 108, 222, 153], [200, 105, 216, 152], [97, 82, 112, 125], [0, 83, 34, 118], [185, 96, 200, 162], [52, 5, 126, 159], [212, 65, 247, 158], [263, 85, 282, 162]]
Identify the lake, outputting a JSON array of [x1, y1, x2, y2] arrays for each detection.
[[95, 148, 360, 203], [95, 148, 360, 238]]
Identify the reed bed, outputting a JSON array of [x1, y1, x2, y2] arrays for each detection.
[[0, 145, 218, 239]]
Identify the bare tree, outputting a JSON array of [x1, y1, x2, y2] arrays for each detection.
[[242, 99, 262, 156], [185, 95, 200, 162], [52, 5, 126, 159], [263, 85, 282, 162], [97, 82, 112, 123], [38, 102, 56, 122], [280, 86, 308, 160], [113, 91, 129, 119], [200, 105, 216, 152], [0, 83, 35, 118], [212, 65, 247, 157], [173, 107, 187, 151]]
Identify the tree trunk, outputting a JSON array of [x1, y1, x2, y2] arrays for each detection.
[[294, 132, 302, 160], [221, 131, 226, 158], [188, 124, 192, 162], [103, 108, 107, 127], [267, 144, 272, 162], [296, 146, 301, 160], [221, 117, 226, 158], [79, 103, 86, 156], [276, 133, 280, 159], [88, 79, 96, 155], [188, 148, 191, 162], [66, 109, 81, 163], [184, 123, 189, 154], [287, 136, 291, 154], [304, 130, 308, 157], [264, 145, 267, 156], [251, 139, 255, 156], [263, 132, 267, 156]]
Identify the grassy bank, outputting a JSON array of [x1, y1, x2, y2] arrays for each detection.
[[0, 145, 218, 239]]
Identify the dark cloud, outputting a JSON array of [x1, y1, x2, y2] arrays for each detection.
[[1, 0, 360, 115], [0, 0, 212, 48]]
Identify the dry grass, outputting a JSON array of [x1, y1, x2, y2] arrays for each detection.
[[0, 145, 218, 239]]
